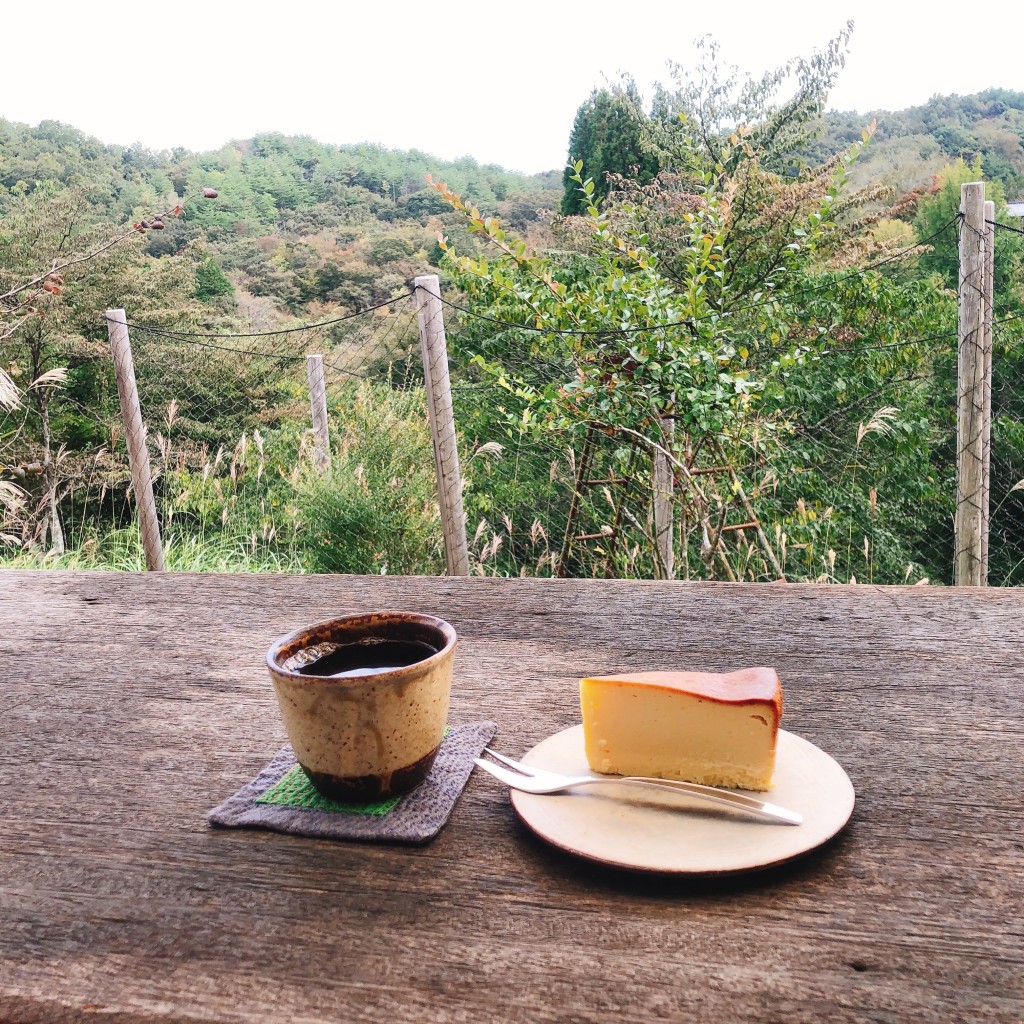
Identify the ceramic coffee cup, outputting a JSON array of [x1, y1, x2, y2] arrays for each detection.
[[266, 611, 457, 801]]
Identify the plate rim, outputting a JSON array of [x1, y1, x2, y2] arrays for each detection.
[[508, 725, 856, 876]]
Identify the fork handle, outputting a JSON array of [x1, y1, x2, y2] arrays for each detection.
[[582, 776, 802, 825]]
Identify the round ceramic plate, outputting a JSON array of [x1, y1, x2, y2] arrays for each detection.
[[509, 726, 855, 875]]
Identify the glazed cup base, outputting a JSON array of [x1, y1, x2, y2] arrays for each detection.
[[298, 742, 441, 802]]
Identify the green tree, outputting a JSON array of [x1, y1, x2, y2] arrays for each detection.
[[368, 235, 415, 265], [560, 84, 658, 215], [0, 187, 204, 552], [434, 125, 861, 577], [913, 156, 1024, 307], [195, 257, 234, 301]]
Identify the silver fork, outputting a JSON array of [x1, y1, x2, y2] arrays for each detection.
[[475, 748, 802, 825]]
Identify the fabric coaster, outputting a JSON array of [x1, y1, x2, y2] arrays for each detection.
[[256, 765, 402, 815], [208, 720, 497, 844]]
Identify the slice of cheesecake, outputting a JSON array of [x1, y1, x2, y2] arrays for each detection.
[[579, 668, 783, 791]]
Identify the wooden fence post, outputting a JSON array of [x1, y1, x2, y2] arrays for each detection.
[[653, 417, 674, 579], [982, 199, 995, 579], [106, 308, 165, 571], [413, 275, 469, 576], [954, 183, 988, 586], [306, 354, 331, 472]]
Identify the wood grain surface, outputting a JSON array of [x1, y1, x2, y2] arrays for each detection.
[[1, 570, 1021, 1024]]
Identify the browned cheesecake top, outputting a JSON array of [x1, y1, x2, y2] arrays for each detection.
[[582, 667, 782, 717]]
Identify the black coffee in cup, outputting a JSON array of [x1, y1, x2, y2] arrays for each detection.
[[295, 639, 438, 678]]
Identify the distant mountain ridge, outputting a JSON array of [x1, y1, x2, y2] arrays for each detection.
[[0, 117, 560, 224], [5, 89, 1022, 226], [808, 88, 1024, 200]]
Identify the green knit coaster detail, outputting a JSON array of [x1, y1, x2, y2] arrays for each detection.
[[256, 765, 400, 816]]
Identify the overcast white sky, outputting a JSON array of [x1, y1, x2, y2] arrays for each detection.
[[2, 1, 1019, 175]]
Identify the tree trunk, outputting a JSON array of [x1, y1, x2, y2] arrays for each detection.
[[653, 417, 674, 579], [35, 386, 64, 554], [557, 425, 596, 577]]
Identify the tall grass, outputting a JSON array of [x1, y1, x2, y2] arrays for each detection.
[[295, 383, 444, 574], [0, 526, 303, 572]]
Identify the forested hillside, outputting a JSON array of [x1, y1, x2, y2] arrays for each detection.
[[808, 89, 1024, 200], [2, 58, 1023, 584], [3, 86, 1023, 333], [0, 118, 560, 318]]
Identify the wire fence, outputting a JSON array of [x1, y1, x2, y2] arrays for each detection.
[[2, 208, 1022, 584], [441, 214, 983, 585], [0, 293, 434, 572], [120, 294, 433, 573], [447, 318, 960, 584]]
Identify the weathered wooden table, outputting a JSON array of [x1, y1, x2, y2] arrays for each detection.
[[1, 570, 1021, 1023]]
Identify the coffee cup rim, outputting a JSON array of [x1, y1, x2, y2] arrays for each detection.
[[266, 610, 457, 682]]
